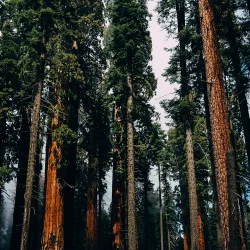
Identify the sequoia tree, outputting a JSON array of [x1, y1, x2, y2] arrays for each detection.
[[198, 0, 240, 248], [107, 1, 155, 249]]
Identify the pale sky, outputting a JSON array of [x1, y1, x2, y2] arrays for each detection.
[[148, 0, 177, 132], [104, 0, 178, 207]]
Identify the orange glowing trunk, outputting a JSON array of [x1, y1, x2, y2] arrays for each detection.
[[41, 83, 66, 250], [41, 140, 64, 249]]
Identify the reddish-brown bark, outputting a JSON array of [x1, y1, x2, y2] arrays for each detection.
[[41, 82, 65, 249], [112, 104, 126, 250], [198, 202, 205, 250], [41, 139, 64, 250], [86, 153, 98, 250], [198, 0, 239, 248], [111, 103, 125, 250]]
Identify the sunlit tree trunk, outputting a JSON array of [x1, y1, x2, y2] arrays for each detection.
[[41, 83, 65, 250], [198, 0, 240, 248], [185, 127, 199, 250], [112, 103, 126, 250], [201, 56, 221, 248]]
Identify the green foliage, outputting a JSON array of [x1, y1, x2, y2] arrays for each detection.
[[106, 0, 156, 103], [53, 125, 77, 149]]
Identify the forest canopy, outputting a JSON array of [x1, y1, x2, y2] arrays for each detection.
[[0, 0, 250, 250]]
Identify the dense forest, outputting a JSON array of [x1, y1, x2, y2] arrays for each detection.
[[0, 0, 250, 249]]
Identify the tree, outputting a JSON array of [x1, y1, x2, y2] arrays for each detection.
[[107, 1, 155, 249], [198, 0, 241, 248], [158, 0, 203, 247], [111, 103, 126, 250]]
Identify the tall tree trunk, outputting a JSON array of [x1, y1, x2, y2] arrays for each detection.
[[197, 200, 205, 250], [180, 172, 190, 250], [86, 150, 98, 250], [201, 57, 222, 249], [10, 108, 30, 250], [185, 127, 200, 250], [176, 0, 201, 247], [20, 81, 42, 250], [127, 69, 137, 250], [41, 83, 65, 250], [27, 149, 41, 250], [112, 103, 126, 250], [158, 165, 164, 250], [226, 152, 241, 250], [198, 0, 239, 248], [64, 100, 78, 250], [221, 0, 250, 171]]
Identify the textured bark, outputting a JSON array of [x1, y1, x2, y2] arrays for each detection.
[[201, 57, 222, 249], [176, 0, 200, 247], [41, 85, 65, 250], [226, 152, 241, 250], [10, 109, 30, 250], [198, 0, 236, 247], [127, 69, 137, 250], [20, 81, 42, 250], [111, 103, 126, 250], [41, 139, 64, 249], [197, 201, 205, 250], [158, 165, 164, 250], [86, 152, 98, 250], [185, 128, 199, 250]]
